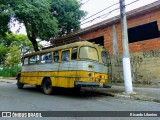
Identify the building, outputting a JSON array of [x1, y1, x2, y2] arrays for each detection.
[[50, 1, 160, 86]]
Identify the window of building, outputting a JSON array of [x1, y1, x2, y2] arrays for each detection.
[[88, 36, 104, 46], [128, 21, 159, 43], [71, 47, 78, 60], [62, 50, 70, 61]]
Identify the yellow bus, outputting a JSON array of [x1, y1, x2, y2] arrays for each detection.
[[17, 41, 111, 95]]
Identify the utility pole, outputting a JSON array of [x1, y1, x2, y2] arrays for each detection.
[[119, 0, 133, 94]]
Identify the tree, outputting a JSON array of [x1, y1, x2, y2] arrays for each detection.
[[0, 44, 7, 65], [0, 0, 86, 51], [0, 33, 33, 65], [0, 0, 12, 36], [4, 42, 21, 67], [51, 0, 86, 35], [0, 33, 31, 47], [11, 0, 58, 51]]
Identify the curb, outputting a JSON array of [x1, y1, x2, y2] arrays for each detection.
[[131, 95, 160, 103], [0, 77, 16, 80], [114, 93, 160, 103]]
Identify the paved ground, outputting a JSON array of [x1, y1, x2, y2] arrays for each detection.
[[0, 78, 160, 120], [92, 86, 160, 103]]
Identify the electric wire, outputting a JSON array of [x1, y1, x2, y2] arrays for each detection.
[[81, 2, 119, 23], [81, 0, 141, 26]]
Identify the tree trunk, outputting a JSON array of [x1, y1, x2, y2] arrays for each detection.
[[30, 38, 39, 51], [26, 29, 39, 51], [25, 22, 39, 52], [27, 35, 39, 51]]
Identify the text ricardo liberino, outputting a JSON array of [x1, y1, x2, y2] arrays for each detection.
[[130, 112, 158, 117]]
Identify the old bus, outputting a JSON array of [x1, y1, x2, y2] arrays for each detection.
[[17, 41, 111, 95]]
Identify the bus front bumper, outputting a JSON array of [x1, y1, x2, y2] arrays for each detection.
[[74, 81, 111, 88]]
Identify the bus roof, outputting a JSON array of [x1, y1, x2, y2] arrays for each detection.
[[24, 41, 106, 57]]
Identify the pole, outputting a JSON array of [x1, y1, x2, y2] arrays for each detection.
[[119, 0, 133, 94]]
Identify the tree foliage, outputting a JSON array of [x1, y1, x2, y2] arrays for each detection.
[[11, 0, 58, 51], [51, 0, 86, 35], [0, 0, 86, 51], [0, 33, 31, 47], [4, 42, 21, 67], [0, 0, 13, 36], [0, 44, 7, 64], [0, 33, 33, 66]]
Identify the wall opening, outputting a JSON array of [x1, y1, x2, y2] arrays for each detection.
[[128, 21, 159, 43], [88, 36, 104, 46]]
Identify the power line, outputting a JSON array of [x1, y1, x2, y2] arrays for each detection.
[[81, 0, 141, 26], [125, 0, 140, 7], [81, 2, 119, 23], [81, 7, 119, 25], [81, 0, 90, 6]]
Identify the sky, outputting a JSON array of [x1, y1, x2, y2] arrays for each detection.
[[10, 0, 158, 46], [80, 0, 158, 28]]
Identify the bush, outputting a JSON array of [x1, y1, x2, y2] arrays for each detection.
[[0, 66, 21, 77]]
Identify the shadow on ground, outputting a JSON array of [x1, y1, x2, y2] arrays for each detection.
[[20, 85, 115, 99]]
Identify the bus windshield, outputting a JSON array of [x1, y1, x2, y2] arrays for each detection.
[[79, 46, 98, 61]]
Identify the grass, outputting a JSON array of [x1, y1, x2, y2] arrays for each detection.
[[0, 66, 21, 77]]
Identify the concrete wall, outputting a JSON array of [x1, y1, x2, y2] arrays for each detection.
[[111, 49, 160, 87]]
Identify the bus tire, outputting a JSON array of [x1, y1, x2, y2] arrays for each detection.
[[17, 76, 24, 89], [42, 78, 53, 95]]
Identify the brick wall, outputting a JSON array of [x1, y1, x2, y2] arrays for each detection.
[[79, 8, 160, 55], [51, 7, 160, 54]]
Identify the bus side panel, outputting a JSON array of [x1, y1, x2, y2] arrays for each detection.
[[29, 72, 38, 85], [50, 71, 75, 88], [22, 72, 30, 84]]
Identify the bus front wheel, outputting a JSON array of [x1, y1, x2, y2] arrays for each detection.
[[17, 77, 24, 89], [42, 78, 53, 95]]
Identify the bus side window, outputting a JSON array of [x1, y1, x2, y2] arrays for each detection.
[[23, 57, 29, 65], [41, 53, 52, 63], [101, 51, 107, 64], [71, 47, 77, 60], [53, 51, 59, 62], [29, 55, 39, 64], [62, 50, 70, 61]]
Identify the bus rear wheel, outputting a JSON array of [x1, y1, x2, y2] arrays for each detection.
[[17, 77, 24, 89], [42, 78, 53, 95]]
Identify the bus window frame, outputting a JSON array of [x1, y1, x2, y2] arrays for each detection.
[[61, 49, 70, 61], [71, 47, 78, 60], [41, 52, 53, 64], [101, 51, 108, 64], [53, 51, 60, 62], [23, 57, 29, 66], [29, 55, 39, 65], [79, 46, 99, 61]]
